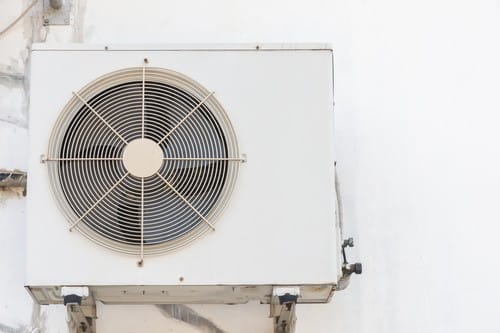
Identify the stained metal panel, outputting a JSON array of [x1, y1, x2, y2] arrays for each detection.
[[26, 45, 338, 303]]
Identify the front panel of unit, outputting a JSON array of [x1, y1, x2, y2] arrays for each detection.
[[26, 47, 337, 287]]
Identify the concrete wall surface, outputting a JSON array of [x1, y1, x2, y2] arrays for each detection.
[[1, 0, 499, 332]]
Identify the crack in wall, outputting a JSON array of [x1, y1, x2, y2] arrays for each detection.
[[156, 305, 227, 333]]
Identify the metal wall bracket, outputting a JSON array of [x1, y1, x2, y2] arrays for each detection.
[[63, 287, 96, 333], [270, 287, 300, 333], [43, 0, 71, 25], [0, 169, 27, 195], [66, 304, 96, 333]]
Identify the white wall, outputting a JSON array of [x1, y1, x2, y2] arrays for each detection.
[[1, 0, 499, 332]]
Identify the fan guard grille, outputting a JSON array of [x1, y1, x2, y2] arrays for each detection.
[[46, 67, 241, 256]]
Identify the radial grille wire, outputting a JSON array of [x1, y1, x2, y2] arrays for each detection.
[[46, 68, 240, 255]]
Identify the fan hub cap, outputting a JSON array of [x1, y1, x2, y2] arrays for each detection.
[[122, 138, 164, 177]]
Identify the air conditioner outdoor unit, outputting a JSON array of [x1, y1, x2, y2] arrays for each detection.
[[26, 44, 356, 331]]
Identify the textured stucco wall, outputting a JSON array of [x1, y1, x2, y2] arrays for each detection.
[[1, 0, 500, 332]]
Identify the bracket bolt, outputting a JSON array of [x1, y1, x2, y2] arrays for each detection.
[[343, 262, 363, 275], [50, 0, 63, 10], [342, 237, 354, 248]]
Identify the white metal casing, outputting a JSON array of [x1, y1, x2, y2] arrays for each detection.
[[26, 44, 339, 304]]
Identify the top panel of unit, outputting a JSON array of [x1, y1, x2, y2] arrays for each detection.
[[31, 43, 333, 52]]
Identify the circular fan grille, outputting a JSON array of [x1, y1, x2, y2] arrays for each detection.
[[46, 67, 241, 256]]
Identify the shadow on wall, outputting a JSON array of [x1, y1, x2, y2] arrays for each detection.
[[157, 304, 227, 333]]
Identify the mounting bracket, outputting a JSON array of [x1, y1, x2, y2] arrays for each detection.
[[42, 0, 72, 25], [270, 287, 300, 333], [62, 287, 96, 333]]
